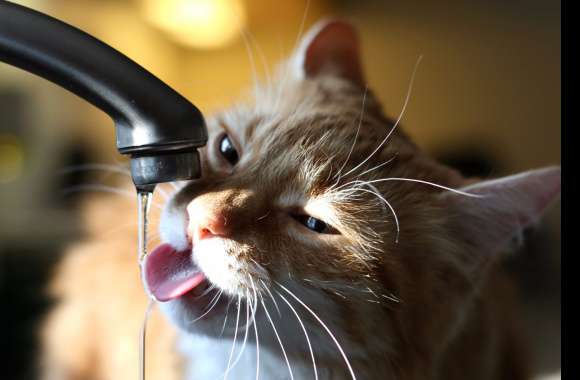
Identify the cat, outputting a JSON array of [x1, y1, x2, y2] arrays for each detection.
[[40, 19, 561, 380]]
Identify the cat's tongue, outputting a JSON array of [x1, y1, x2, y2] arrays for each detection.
[[143, 243, 206, 302]]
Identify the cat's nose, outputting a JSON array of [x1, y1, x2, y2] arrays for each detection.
[[186, 189, 255, 244], [187, 206, 230, 243]]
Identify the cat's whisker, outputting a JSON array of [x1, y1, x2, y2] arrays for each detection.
[[223, 295, 241, 380], [292, 0, 311, 53], [240, 28, 261, 103], [58, 163, 130, 176], [226, 293, 252, 373], [61, 184, 164, 210], [332, 87, 368, 184], [273, 0, 312, 112], [256, 211, 271, 222], [276, 282, 357, 380], [249, 283, 261, 380], [260, 279, 281, 317], [220, 297, 235, 338], [276, 291, 319, 380], [195, 284, 218, 299], [260, 297, 295, 380], [355, 153, 398, 180], [332, 290, 348, 300], [244, 29, 272, 93], [345, 178, 485, 198], [366, 286, 379, 299], [58, 163, 177, 202], [342, 55, 423, 179], [351, 185, 400, 243], [381, 293, 401, 303], [246, 285, 260, 328], [324, 282, 401, 306], [187, 290, 223, 324]]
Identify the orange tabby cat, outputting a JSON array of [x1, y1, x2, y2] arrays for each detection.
[[40, 20, 561, 380]]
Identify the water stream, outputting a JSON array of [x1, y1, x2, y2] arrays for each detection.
[[137, 189, 154, 380]]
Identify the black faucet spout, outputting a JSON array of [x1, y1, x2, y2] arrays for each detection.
[[0, 1, 207, 187]]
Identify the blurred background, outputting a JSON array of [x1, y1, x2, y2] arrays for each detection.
[[0, 0, 560, 379]]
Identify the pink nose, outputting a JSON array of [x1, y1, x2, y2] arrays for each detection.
[[195, 215, 229, 241], [187, 202, 230, 244], [186, 188, 255, 244]]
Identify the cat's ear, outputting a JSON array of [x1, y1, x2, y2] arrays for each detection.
[[293, 19, 365, 86], [440, 166, 561, 256]]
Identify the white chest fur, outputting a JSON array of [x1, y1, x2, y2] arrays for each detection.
[[177, 332, 302, 380]]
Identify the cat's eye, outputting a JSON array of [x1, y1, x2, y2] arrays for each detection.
[[218, 134, 239, 166], [292, 214, 337, 234]]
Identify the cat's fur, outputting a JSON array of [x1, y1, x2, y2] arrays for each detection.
[[40, 20, 560, 380]]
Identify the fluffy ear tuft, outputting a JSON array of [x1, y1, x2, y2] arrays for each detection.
[[293, 19, 364, 86], [441, 166, 561, 256]]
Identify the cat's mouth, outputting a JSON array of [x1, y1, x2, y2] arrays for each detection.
[[143, 243, 210, 302]]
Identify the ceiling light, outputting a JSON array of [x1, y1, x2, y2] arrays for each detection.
[[141, 0, 247, 49]]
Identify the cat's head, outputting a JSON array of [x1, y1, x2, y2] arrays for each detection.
[[143, 20, 560, 372]]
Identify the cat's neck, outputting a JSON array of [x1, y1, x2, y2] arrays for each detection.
[[176, 332, 313, 380], [176, 330, 384, 380]]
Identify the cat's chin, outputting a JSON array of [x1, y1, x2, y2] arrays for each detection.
[[158, 287, 235, 337]]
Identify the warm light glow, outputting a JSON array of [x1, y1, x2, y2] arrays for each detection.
[[141, 0, 246, 49]]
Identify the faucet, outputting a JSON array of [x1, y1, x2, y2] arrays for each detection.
[[0, 1, 207, 191]]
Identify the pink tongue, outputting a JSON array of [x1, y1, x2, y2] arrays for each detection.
[[143, 243, 206, 302]]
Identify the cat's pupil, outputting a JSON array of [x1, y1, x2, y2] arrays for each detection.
[[219, 134, 239, 165], [306, 217, 327, 233], [294, 214, 331, 234]]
